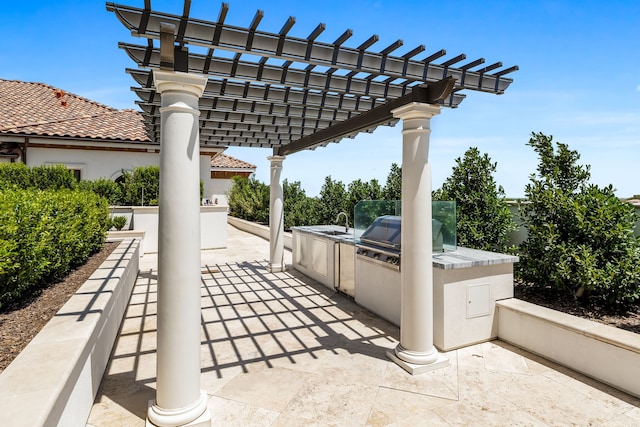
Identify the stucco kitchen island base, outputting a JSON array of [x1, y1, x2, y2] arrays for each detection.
[[355, 246, 518, 351], [291, 225, 519, 352]]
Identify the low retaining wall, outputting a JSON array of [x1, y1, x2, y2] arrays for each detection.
[[497, 298, 640, 398], [227, 216, 293, 250], [107, 230, 145, 254], [0, 239, 140, 427]]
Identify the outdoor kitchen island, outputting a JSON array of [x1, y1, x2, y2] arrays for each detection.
[[292, 225, 518, 352], [291, 225, 356, 297]]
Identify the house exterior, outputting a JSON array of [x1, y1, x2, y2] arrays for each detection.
[[210, 152, 256, 204], [0, 79, 224, 198]]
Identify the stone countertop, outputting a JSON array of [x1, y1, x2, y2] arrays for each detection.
[[291, 225, 355, 244], [292, 226, 519, 269], [432, 246, 519, 270]]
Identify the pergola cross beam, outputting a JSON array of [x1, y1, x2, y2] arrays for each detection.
[[278, 77, 456, 155]]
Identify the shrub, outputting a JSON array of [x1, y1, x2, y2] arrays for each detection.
[[0, 188, 109, 309], [120, 166, 160, 206], [434, 147, 516, 252], [517, 132, 640, 307], [78, 178, 124, 205], [0, 163, 77, 191], [110, 215, 128, 231], [0, 163, 31, 189]]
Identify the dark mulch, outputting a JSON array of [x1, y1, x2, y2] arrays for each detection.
[[0, 241, 119, 373], [515, 281, 640, 334]]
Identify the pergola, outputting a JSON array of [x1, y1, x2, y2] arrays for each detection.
[[108, 2, 516, 426]]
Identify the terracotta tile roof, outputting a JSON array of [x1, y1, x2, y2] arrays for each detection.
[[211, 153, 256, 170], [0, 79, 150, 142]]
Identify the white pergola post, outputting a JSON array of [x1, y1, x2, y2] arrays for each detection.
[[268, 155, 286, 272], [147, 70, 211, 427], [387, 102, 449, 375]]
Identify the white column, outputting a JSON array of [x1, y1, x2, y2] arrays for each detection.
[[147, 70, 211, 427], [267, 155, 286, 272], [387, 102, 449, 374]]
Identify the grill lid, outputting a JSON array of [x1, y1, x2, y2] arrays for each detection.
[[360, 215, 402, 250], [359, 215, 445, 252]]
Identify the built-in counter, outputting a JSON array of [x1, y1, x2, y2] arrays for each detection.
[[129, 205, 228, 254], [292, 226, 518, 351], [432, 248, 518, 351], [357, 246, 518, 351], [291, 226, 355, 296]]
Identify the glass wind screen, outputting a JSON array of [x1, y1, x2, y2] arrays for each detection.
[[354, 200, 456, 252]]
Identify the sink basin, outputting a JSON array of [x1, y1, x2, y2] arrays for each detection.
[[319, 230, 350, 236]]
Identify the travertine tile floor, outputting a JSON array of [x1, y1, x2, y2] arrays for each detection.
[[88, 225, 640, 426]]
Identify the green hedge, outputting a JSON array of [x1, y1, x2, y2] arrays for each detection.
[[0, 188, 109, 309], [78, 178, 124, 205], [120, 166, 160, 206], [0, 163, 78, 191]]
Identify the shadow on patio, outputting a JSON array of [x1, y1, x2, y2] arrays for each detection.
[[88, 227, 640, 427]]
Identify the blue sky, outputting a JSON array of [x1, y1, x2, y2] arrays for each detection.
[[2, 1, 639, 198]]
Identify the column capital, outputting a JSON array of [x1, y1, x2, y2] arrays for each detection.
[[153, 70, 208, 98], [267, 155, 286, 164], [391, 102, 441, 121]]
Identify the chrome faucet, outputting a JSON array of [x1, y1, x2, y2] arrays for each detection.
[[336, 211, 349, 232]]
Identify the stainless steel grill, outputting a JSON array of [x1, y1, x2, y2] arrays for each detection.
[[356, 215, 401, 271], [355, 215, 446, 272]]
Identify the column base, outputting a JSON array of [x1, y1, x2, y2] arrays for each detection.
[[269, 264, 285, 273], [146, 390, 211, 427], [387, 347, 449, 375]]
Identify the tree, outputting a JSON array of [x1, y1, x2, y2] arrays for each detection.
[[434, 147, 516, 252], [283, 179, 318, 229], [227, 176, 270, 223], [382, 163, 402, 200], [345, 178, 382, 226], [316, 176, 348, 225], [517, 132, 640, 307]]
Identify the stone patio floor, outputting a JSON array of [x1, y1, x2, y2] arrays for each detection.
[[87, 225, 640, 426]]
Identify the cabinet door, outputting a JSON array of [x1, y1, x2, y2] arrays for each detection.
[[337, 243, 355, 296], [311, 237, 329, 278], [294, 233, 308, 268]]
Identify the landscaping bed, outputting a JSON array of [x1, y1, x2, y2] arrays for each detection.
[[0, 241, 118, 373], [515, 281, 640, 334]]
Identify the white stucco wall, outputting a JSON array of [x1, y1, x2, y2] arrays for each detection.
[[26, 147, 217, 198], [200, 155, 214, 200], [27, 146, 159, 181], [211, 178, 233, 205]]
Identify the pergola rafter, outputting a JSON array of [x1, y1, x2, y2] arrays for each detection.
[[129, 69, 405, 114], [108, 1, 516, 155]]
